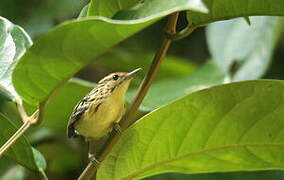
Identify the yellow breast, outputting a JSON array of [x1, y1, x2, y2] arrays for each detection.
[[75, 90, 125, 138]]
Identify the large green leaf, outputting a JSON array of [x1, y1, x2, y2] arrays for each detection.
[[148, 171, 284, 180], [98, 80, 284, 179], [206, 16, 284, 81], [187, 0, 284, 26], [12, 1, 208, 105], [0, 113, 46, 171], [109, 0, 208, 20], [12, 19, 151, 105], [87, 0, 142, 17], [127, 61, 225, 110], [0, 17, 32, 102]]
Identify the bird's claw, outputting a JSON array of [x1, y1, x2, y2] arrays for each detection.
[[88, 153, 100, 165], [113, 123, 122, 133]]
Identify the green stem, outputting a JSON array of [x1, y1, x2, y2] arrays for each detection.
[[0, 120, 30, 156], [167, 23, 199, 40], [0, 101, 46, 157]]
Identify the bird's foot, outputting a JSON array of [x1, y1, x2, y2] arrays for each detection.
[[113, 122, 122, 133], [88, 153, 100, 165]]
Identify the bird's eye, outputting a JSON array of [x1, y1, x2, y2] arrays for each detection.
[[112, 75, 119, 80]]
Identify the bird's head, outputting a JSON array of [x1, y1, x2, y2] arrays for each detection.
[[98, 68, 141, 95]]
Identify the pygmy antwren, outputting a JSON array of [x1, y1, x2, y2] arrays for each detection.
[[67, 68, 141, 140]]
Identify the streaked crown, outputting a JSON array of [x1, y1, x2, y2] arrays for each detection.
[[97, 68, 141, 93]]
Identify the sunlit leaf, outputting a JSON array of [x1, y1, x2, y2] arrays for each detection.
[[98, 80, 284, 179], [88, 0, 142, 17], [95, 0, 208, 19], [12, 0, 208, 105]]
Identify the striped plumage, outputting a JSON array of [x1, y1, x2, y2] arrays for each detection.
[[67, 69, 141, 139]]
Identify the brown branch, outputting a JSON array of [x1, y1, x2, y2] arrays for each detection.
[[77, 12, 180, 180]]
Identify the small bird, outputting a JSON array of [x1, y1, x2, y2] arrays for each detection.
[[67, 68, 141, 139]]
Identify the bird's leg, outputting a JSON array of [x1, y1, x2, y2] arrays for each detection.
[[113, 122, 122, 133], [87, 138, 101, 165]]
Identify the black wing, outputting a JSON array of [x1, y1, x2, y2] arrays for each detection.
[[67, 84, 110, 138], [67, 96, 91, 138]]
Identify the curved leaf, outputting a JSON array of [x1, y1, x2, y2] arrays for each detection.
[[112, 0, 208, 20], [12, 19, 152, 105], [98, 80, 284, 179], [88, 0, 142, 17], [0, 17, 32, 102], [206, 16, 284, 81], [13, 1, 207, 105], [0, 113, 46, 171], [78, 4, 90, 18], [187, 0, 284, 25]]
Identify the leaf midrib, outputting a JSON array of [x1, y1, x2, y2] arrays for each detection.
[[122, 142, 284, 179]]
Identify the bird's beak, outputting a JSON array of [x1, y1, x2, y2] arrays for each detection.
[[125, 68, 142, 79]]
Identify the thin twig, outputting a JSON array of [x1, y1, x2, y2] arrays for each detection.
[[16, 102, 28, 122], [167, 23, 199, 41], [0, 102, 45, 157], [78, 12, 180, 180], [0, 120, 30, 156]]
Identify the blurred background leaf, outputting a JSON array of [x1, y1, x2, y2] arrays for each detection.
[[0, 0, 87, 37], [207, 16, 284, 81], [95, 50, 198, 83], [0, 165, 27, 180], [127, 61, 225, 109]]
